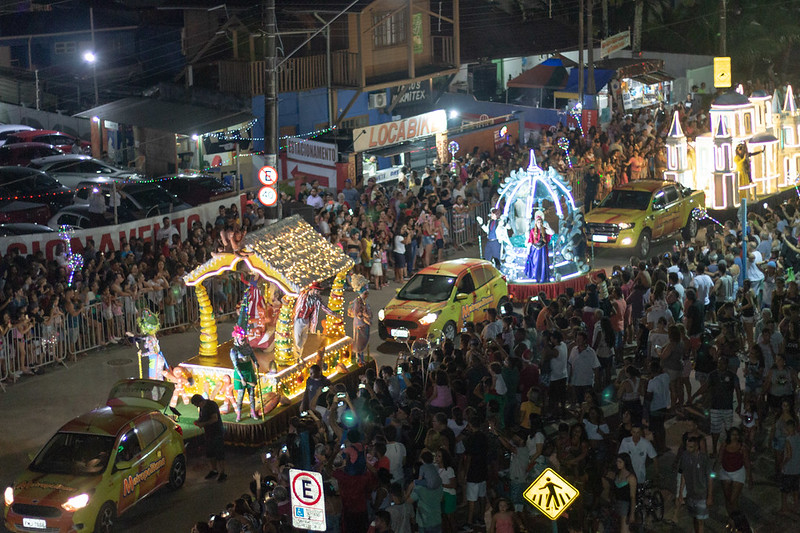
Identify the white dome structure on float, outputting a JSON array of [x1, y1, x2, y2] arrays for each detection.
[[494, 149, 588, 282]]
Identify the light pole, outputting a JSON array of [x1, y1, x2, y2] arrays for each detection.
[[85, 6, 98, 107]]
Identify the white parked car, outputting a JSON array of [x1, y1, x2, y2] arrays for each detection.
[[28, 154, 140, 189], [0, 124, 35, 147]]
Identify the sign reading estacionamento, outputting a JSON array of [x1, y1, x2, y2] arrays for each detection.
[[289, 468, 326, 531], [286, 138, 338, 166], [353, 109, 447, 153]]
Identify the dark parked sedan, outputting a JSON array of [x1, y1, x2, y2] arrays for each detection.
[[157, 174, 233, 206]]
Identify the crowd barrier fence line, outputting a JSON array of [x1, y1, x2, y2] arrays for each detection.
[[0, 273, 244, 390]]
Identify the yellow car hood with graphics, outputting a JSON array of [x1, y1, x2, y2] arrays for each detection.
[[12, 470, 101, 505], [383, 300, 447, 321]]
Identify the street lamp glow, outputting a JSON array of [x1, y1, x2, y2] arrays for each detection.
[[83, 51, 96, 63], [449, 110, 459, 119], [191, 134, 199, 141]]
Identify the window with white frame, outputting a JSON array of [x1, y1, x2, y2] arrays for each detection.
[[54, 41, 76, 55], [373, 10, 407, 48]]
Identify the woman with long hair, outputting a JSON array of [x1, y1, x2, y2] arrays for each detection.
[[717, 426, 751, 514], [604, 453, 637, 533]]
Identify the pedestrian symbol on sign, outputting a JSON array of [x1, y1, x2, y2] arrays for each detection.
[[523, 468, 579, 520]]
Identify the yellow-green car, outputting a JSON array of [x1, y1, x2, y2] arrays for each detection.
[[585, 180, 705, 257], [378, 258, 509, 341], [4, 379, 186, 533]]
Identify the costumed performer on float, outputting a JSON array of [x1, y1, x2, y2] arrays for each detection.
[[524, 210, 554, 282], [476, 208, 511, 268], [135, 310, 169, 380], [348, 274, 372, 366], [230, 324, 261, 422], [293, 281, 333, 358]]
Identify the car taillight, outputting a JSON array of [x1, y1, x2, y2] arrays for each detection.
[[174, 424, 183, 436]]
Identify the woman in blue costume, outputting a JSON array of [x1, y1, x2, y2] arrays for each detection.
[[524, 210, 554, 282]]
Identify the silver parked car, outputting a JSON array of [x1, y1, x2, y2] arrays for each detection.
[[28, 154, 140, 189]]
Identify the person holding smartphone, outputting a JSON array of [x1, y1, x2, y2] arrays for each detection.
[[302, 362, 331, 414]]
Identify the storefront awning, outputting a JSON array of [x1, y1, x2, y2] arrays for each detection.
[[630, 70, 674, 85], [507, 58, 569, 90], [75, 97, 254, 136], [554, 68, 616, 99]]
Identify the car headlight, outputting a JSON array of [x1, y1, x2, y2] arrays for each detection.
[[378, 309, 385, 321], [419, 312, 439, 325], [617, 222, 635, 230], [4, 486, 12, 506], [62, 493, 90, 512]]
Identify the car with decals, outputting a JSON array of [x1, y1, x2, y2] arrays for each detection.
[[4, 379, 186, 533], [584, 180, 705, 257], [378, 258, 509, 342]]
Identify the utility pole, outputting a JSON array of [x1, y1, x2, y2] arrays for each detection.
[[720, 0, 727, 56], [264, 0, 280, 219], [587, 0, 596, 100], [578, 0, 584, 107], [90, 6, 98, 107]]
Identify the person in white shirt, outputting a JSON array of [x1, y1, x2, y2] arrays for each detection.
[[546, 330, 569, 418], [646, 359, 671, 453], [305, 187, 324, 208], [156, 217, 179, 243], [618, 424, 658, 483], [568, 330, 600, 401], [481, 308, 504, 343], [383, 424, 406, 485], [691, 263, 714, 310]]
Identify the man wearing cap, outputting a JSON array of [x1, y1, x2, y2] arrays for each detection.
[[293, 282, 333, 357], [342, 178, 360, 207]]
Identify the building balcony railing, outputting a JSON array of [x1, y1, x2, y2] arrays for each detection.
[[215, 36, 454, 96], [217, 50, 360, 96]]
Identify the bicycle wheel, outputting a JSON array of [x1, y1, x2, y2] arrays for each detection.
[[634, 506, 646, 533], [650, 489, 665, 522]]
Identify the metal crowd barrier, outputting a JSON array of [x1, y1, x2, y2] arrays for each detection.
[[446, 201, 493, 250], [0, 272, 243, 390]]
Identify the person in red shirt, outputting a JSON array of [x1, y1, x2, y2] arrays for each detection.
[[332, 463, 376, 533]]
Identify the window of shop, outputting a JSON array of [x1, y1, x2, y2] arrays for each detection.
[[54, 41, 76, 55], [373, 11, 407, 48]]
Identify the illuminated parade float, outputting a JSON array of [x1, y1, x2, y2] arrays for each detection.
[[665, 86, 799, 211], [172, 215, 357, 444], [488, 149, 598, 300]]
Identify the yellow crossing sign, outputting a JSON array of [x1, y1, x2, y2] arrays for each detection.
[[523, 468, 580, 520], [714, 57, 731, 88]]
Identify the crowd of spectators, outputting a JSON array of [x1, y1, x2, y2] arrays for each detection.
[[193, 187, 800, 531], [0, 202, 255, 382]]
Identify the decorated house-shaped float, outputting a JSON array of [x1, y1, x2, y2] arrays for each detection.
[[174, 215, 356, 444]]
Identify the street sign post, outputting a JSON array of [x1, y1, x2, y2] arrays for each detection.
[[258, 165, 278, 186], [289, 468, 326, 531], [523, 468, 580, 521], [258, 186, 278, 206]]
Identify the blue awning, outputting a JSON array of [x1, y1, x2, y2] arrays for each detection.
[[554, 68, 616, 98]]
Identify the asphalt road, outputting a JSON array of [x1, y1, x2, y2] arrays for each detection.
[[6, 236, 786, 533]]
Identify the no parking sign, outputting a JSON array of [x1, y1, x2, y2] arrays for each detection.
[[289, 468, 326, 531]]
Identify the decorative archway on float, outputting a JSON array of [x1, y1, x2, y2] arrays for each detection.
[[495, 149, 589, 281]]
